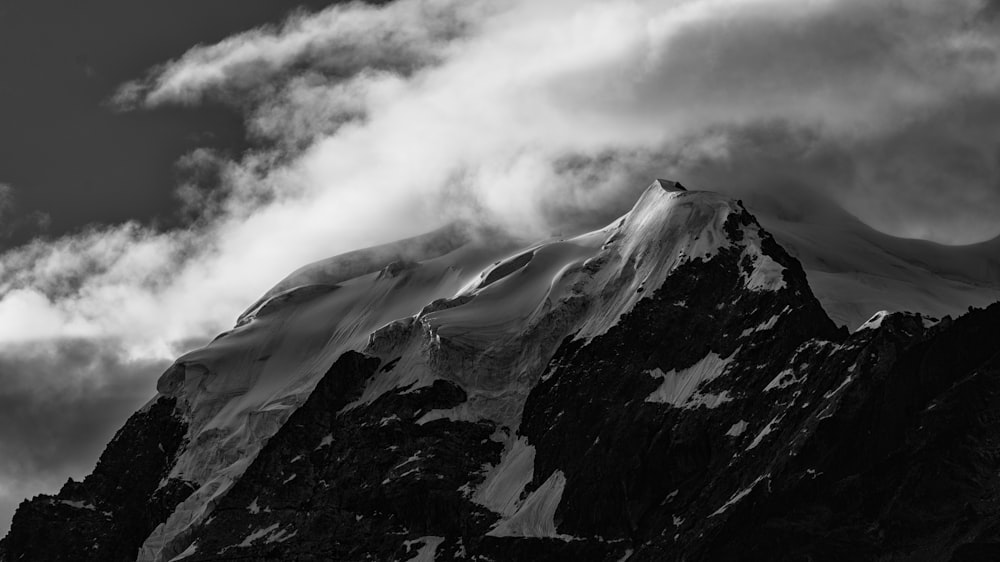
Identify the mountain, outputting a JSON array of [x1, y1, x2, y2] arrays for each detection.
[[3, 180, 1000, 561], [745, 187, 1000, 330]]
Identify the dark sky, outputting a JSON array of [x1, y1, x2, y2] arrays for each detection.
[[0, 0, 336, 248]]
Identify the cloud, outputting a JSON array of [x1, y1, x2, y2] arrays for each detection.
[[116, 0, 1000, 241], [5, 0, 1000, 534], [4, 0, 1000, 389], [113, 0, 473, 109]]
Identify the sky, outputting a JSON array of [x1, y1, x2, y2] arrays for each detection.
[[3, 0, 1000, 537]]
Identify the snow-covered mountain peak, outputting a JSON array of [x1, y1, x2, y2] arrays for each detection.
[[139, 181, 784, 558], [32, 180, 819, 561], [8, 179, 1000, 562], [653, 178, 688, 192]]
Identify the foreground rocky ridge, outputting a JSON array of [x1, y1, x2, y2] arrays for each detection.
[[3, 181, 1000, 561]]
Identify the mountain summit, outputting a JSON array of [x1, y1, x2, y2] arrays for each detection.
[[653, 179, 686, 192], [4, 181, 1000, 561]]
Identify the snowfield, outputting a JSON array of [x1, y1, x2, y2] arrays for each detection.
[[747, 189, 1000, 330]]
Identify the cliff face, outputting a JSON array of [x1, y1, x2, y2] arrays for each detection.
[[696, 304, 1000, 562], [4, 181, 1000, 561]]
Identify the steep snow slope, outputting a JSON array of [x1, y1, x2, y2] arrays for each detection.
[[746, 189, 1000, 330], [350, 180, 764, 429], [137, 228, 520, 561]]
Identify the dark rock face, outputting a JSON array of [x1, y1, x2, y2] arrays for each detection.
[[519, 219, 837, 540], [176, 351, 503, 561], [0, 396, 194, 562], [693, 304, 1000, 562], [6, 195, 1000, 562]]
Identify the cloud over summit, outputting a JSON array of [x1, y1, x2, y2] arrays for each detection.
[[3, 0, 1000, 357], [121, 0, 1000, 239]]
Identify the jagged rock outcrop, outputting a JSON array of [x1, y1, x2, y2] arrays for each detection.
[[4, 181, 1000, 562], [694, 304, 1000, 562]]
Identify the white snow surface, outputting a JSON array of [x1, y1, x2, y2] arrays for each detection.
[[763, 368, 801, 392], [856, 310, 889, 332], [645, 352, 734, 408], [746, 189, 1000, 330], [823, 375, 855, 399], [237, 523, 280, 548], [140, 182, 781, 559], [740, 308, 786, 337], [140, 236, 508, 561], [487, 470, 568, 539], [347, 185, 760, 430], [746, 416, 782, 451], [710, 474, 768, 517], [403, 536, 445, 562], [58, 500, 96, 510], [725, 420, 748, 437], [472, 437, 536, 517]]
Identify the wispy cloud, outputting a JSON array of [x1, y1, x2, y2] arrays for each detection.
[[113, 0, 472, 109], [5, 0, 1000, 361], [6, 0, 1000, 358], [117, 0, 1000, 240]]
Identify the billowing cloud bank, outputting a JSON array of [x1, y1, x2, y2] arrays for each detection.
[[3, 0, 1000, 534]]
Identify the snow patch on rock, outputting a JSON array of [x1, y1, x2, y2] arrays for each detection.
[[488, 470, 568, 539], [236, 523, 280, 548], [763, 368, 800, 392], [857, 310, 889, 332], [645, 352, 734, 407], [739, 224, 787, 292], [725, 420, 748, 437], [404, 536, 445, 562], [315, 434, 333, 450], [823, 375, 855, 399], [58, 500, 96, 510], [710, 474, 768, 517], [740, 307, 787, 337], [473, 437, 535, 517], [747, 416, 782, 451]]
